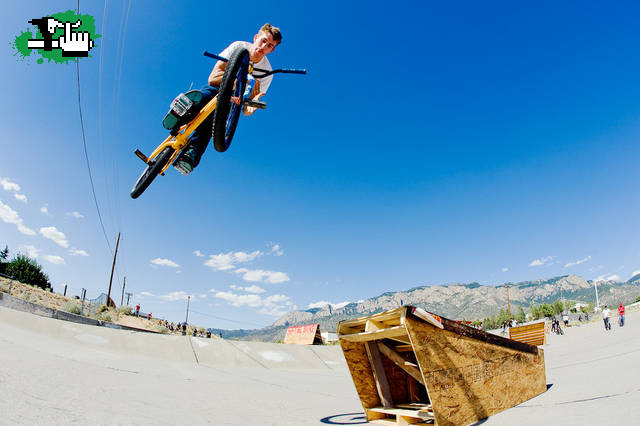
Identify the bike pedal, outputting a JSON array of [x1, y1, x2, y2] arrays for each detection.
[[244, 99, 267, 109], [134, 149, 149, 164]]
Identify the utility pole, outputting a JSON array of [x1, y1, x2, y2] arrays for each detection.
[[80, 288, 87, 316], [185, 295, 191, 324], [106, 232, 121, 308], [63, 284, 67, 297], [120, 276, 126, 306], [506, 285, 511, 316], [125, 292, 133, 306]]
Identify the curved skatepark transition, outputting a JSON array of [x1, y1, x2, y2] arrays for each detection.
[[1, 305, 639, 425]]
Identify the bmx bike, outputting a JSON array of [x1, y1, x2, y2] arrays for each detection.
[[130, 47, 306, 199]]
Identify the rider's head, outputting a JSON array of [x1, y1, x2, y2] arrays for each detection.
[[250, 23, 282, 62]]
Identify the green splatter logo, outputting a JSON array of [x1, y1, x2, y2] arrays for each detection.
[[12, 10, 101, 64]]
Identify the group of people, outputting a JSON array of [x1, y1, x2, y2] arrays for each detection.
[[501, 319, 518, 333], [601, 303, 626, 331]]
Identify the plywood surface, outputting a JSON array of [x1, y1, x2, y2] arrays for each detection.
[[405, 314, 546, 426]]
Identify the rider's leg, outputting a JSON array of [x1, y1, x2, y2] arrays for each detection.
[[186, 85, 220, 165], [174, 85, 219, 175]]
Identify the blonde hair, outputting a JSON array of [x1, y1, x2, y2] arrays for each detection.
[[260, 23, 282, 44]]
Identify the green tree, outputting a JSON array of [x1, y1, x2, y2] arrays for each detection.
[[539, 302, 555, 318], [552, 300, 564, 315], [0, 245, 8, 274], [530, 303, 541, 320], [515, 306, 526, 323], [6, 254, 51, 290]]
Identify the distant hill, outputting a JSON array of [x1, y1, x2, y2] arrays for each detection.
[[220, 274, 640, 342]]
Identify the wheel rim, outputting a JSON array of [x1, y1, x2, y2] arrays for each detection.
[[224, 61, 247, 147]]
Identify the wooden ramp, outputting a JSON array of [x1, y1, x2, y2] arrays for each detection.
[[338, 306, 546, 426], [509, 321, 546, 346], [283, 323, 323, 345]]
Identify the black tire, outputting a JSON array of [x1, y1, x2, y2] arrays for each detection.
[[130, 146, 175, 199], [212, 47, 250, 152]]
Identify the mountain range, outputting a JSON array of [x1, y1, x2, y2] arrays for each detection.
[[214, 274, 640, 342]]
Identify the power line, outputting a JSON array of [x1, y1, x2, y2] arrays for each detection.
[[188, 309, 267, 328], [76, 0, 122, 285], [76, 59, 113, 254]]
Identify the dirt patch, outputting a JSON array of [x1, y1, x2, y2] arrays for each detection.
[[0, 277, 204, 335]]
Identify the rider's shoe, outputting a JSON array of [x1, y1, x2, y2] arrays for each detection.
[[173, 148, 197, 176]]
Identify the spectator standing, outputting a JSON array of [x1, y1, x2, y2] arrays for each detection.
[[618, 303, 626, 327], [135, 304, 140, 317], [147, 312, 152, 320], [602, 305, 611, 330], [562, 313, 569, 327]]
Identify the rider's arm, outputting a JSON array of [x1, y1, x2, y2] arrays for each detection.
[[208, 60, 226, 87], [242, 80, 263, 116]]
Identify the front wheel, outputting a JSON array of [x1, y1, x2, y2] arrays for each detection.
[[130, 146, 175, 199], [212, 47, 250, 152]]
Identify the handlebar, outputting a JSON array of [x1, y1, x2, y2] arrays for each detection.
[[203, 50, 306, 77]]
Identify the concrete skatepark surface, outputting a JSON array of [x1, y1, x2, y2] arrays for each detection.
[[1, 305, 639, 425]]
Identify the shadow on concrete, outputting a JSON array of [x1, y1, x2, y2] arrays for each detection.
[[320, 412, 367, 424]]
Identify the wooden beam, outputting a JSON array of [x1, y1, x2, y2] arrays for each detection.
[[339, 325, 408, 343], [365, 341, 394, 408], [377, 341, 425, 386]]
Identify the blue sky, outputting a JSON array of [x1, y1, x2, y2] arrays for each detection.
[[2, 1, 639, 328]]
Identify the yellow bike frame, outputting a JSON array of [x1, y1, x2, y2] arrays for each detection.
[[144, 95, 218, 174], [143, 63, 254, 174]]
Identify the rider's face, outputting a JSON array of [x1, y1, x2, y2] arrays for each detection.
[[250, 31, 277, 62]]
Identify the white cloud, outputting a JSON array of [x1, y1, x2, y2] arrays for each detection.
[[193, 250, 204, 257], [215, 291, 263, 307], [21, 245, 39, 258], [0, 178, 20, 192], [606, 274, 620, 282], [213, 290, 292, 316], [137, 290, 191, 301], [631, 270, 640, 278], [0, 200, 36, 235], [233, 268, 290, 284], [564, 256, 592, 268], [39, 226, 69, 248], [245, 285, 266, 294], [501, 267, 509, 272], [308, 300, 350, 310], [529, 256, 553, 267], [150, 258, 179, 268], [208, 288, 217, 293], [204, 250, 263, 271], [14, 193, 27, 203], [160, 291, 190, 301], [269, 243, 284, 256], [229, 284, 267, 293], [40, 205, 49, 215], [68, 211, 84, 219], [43, 254, 65, 265], [69, 248, 89, 257]]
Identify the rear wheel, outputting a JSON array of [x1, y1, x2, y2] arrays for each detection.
[[130, 146, 175, 199], [212, 47, 249, 152]]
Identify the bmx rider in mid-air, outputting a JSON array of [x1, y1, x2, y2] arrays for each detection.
[[173, 23, 282, 175]]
